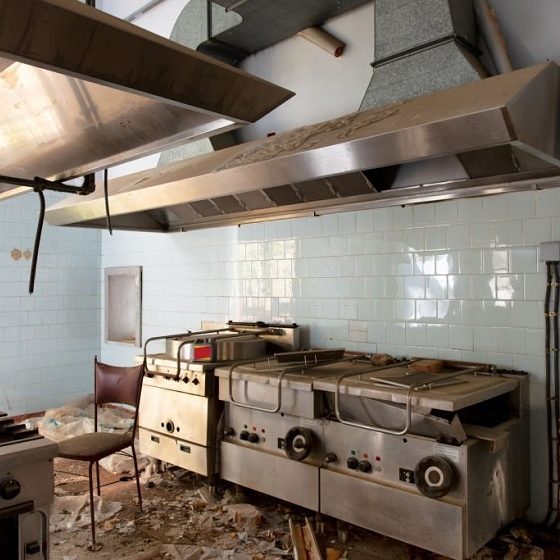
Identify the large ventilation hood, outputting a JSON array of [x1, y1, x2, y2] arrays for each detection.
[[46, 63, 560, 232], [0, 0, 293, 201]]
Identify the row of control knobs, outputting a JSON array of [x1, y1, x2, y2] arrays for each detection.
[[239, 430, 260, 443], [346, 456, 372, 472]]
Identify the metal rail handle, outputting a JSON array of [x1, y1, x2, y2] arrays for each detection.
[[334, 364, 480, 436], [143, 328, 231, 378], [228, 355, 367, 413]]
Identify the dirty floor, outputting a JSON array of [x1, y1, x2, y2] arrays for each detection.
[[50, 458, 560, 560]]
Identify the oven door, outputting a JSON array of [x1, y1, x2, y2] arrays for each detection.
[[0, 501, 48, 559]]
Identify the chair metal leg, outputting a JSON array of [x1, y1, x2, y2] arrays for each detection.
[[88, 461, 96, 547], [96, 461, 101, 496], [131, 443, 143, 512]]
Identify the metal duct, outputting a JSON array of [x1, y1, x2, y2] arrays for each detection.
[[45, 63, 560, 233], [361, 0, 487, 110], [0, 0, 293, 201]]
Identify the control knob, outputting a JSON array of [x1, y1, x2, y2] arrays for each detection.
[[192, 378, 200, 386], [0, 478, 21, 500], [358, 460, 372, 473], [165, 421, 175, 434], [284, 427, 314, 461], [239, 430, 250, 441], [414, 455, 455, 499], [324, 453, 338, 464], [247, 432, 260, 444], [346, 457, 359, 470]]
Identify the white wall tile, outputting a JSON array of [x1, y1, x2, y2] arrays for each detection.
[[406, 323, 427, 346], [482, 196, 508, 222], [394, 299, 415, 321], [507, 192, 536, 220], [448, 325, 473, 350], [414, 204, 435, 227], [471, 223, 496, 248], [356, 210, 374, 233], [474, 326, 499, 352], [434, 201, 458, 225], [417, 300, 437, 322], [425, 227, 447, 251], [459, 249, 483, 274], [427, 276, 448, 299], [448, 276, 471, 299], [403, 276, 425, 299], [509, 247, 538, 273], [471, 275, 497, 300], [458, 198, 482, 224], [524, 218, 552, 245], [393, 206, 414, 229], [448, 225, 471, 249], [536, 188, 560, 217], [427, 324, 448, 347], [496, 221, 523, 246], [483, 249, 508, 273]]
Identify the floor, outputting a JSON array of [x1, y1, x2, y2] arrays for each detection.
[[50, 458, 560, 560]]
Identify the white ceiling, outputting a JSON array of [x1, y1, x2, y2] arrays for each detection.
[[490, 0, 560, 68]]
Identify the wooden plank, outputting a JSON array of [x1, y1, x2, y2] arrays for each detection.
[[289, 518, 307, 560]]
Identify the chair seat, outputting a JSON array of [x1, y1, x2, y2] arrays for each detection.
[[58, 432, 132, 461]]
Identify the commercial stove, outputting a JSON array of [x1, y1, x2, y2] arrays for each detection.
[[217, 354, 529, 560], [137, 321, 300, 485], [217, 350, 355, 510], [0, 413, 57, 560]]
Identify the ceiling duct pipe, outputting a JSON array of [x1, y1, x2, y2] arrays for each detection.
[[361, 0, 487, 110]]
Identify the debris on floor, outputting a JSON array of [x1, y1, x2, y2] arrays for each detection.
[[50, 458, 560, 560], [51, 494, 123, 532]]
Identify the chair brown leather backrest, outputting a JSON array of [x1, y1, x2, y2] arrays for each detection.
[[95, 361, 144, 407]]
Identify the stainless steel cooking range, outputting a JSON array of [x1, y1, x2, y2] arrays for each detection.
[[137, 322, 300, 485], [216, 354, 529, 560], [0, 412, 57, 560]]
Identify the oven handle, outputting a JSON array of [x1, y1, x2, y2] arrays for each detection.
[[334, 365, 479, 436], [227, 355, 367, 413], [0, 500, 33, 519], [227, 360, 289, 413], [143, 328, 232, 378]]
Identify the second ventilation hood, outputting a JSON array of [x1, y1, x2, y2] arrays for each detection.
[[46, 63, 560, 232], [0, 0, 293, 201]]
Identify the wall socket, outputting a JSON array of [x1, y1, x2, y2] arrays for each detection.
[[540, 242, 560, 262]]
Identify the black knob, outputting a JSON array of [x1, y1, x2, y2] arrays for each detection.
[[0, 478, 21, 500], [223, 428, 234, 437], [248, 432, 260, 444], [183, 377, 189, 383], [25, 542, 41, 555], [239, 430, 250, 441], [346, 457, 359, 470], [358, 460, 372, 473], [324, 453, 337, 464], [165, 421, 175, 434], [192, 378, 200, 385]]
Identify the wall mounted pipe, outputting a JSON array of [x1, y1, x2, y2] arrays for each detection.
[[474, 0, 513, 73], [298, 26, 345, 58]]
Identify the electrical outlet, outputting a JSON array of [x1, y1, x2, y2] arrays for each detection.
[[540, 242, 560, 263]]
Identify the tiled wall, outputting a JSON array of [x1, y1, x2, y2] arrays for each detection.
[[0, 193, 101, 415], [102, 187, 560, 519]]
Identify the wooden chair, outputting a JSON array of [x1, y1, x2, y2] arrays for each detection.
[[57, 357, 144, 548]]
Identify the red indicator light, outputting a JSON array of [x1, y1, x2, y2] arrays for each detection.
[[375, 456, 381, 461], [193, 344, 212, 361]]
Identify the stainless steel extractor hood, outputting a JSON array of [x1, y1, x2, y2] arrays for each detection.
[[0, 0, 293, 201], [46, 63, 560, 232]]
